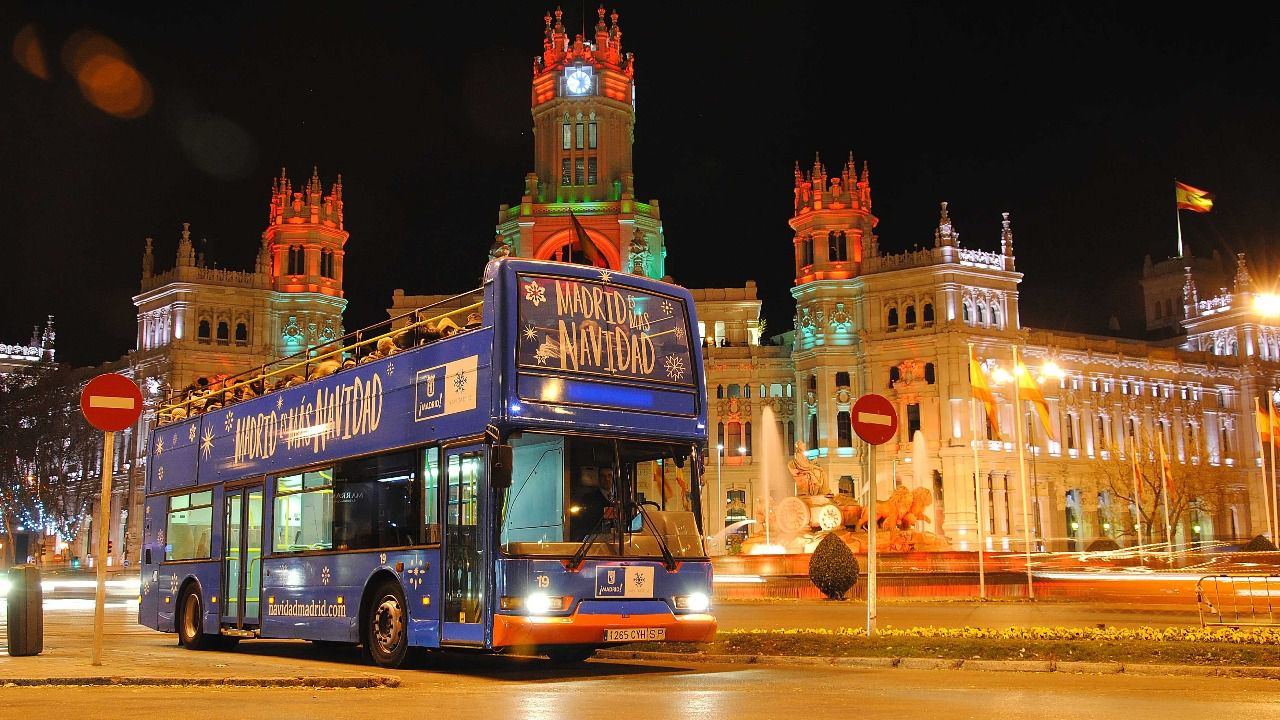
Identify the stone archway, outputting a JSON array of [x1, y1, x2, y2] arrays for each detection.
[[534, 227, 620, 270]]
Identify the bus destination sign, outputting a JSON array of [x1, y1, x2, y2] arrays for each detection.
[[516, 273, 694, 387]]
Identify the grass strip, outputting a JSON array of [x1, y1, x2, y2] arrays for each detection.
[[626, 626, 1280, 666]]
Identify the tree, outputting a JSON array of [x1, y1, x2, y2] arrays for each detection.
[[0, 365, 103, 564], [1090, 426, 1236, 547]]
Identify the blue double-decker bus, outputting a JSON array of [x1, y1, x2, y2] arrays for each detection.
[[138, 258, 715, 667]]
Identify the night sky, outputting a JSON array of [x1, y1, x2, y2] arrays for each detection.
[[5, 2, 1280, 368]]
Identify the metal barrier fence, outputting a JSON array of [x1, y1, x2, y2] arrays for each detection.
[[1196, 574, 1280, 627]]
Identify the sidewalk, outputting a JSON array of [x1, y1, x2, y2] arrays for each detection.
[[0, 605, 398, 687]]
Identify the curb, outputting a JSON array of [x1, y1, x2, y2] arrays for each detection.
[[595, 650, 1280, 679], [0, 675, 400, 688]]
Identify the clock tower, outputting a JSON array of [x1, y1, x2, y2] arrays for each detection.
[[493, 6, 666, 278]]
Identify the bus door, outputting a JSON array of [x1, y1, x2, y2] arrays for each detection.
[[222, 484, 264, 629], [441, 444, 486, 644]]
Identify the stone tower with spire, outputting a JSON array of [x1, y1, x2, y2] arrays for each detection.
[[492, 6, 665, 278], [131, 168, 348, 397]]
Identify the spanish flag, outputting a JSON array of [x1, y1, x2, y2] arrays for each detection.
[[1175, 180, 1214, 213], [1158, 434, 1175, 495], [1016, 362, 1057, 443], [969, 346, 1000, 440], [568, 210, 606, 267], [1256, 396, 1272, 443]]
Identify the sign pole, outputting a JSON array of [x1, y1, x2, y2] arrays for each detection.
[[971, 398, 987, 600], [866, 441, 877, 638], [91, 430, 113, 667], [79, 372, 144, 669]]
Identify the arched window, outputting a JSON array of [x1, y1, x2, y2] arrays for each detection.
[[905, 305, 917, 326], [889, 366, 901, 387], [835, 371, 850, 387], [837, 411, 852, 447], [716, 384, 724, 399], [717, 422, 725, 450], [991, 304, 1001, 328], [288, 245, 306, 275], [727, 422, 743, 455], [197, 319, 211, 343], [923, 303, 934, 324], [319, 249, 335, 279], [787, 421, 796, 449], [807, 412, 818, 448], [801, 236, 814, 267], [744, 422, 753, 456], [216, 321, 229, 344], [978, 303, 989, 326], [744, 384, 752, 398], [807, 375, 817, 392], [924, 363, 935, 384], [887, 307, 899, 329], [962, 301, 972, 324], [728, 384, 741, 398], [234, 322, 248, 345], [828, 231, 847, 262]]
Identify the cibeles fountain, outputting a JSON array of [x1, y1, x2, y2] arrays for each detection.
[[732, 406, 951, 555]]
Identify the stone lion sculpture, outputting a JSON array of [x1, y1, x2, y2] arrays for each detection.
[[899, 487, 934, 528], [857, 486, 913, 531]]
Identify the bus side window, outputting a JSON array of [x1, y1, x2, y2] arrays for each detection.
[[423, 447, 441, 544]]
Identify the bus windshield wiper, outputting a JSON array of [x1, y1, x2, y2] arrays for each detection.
[[634, 501, 677, 571], [568, 501, 618, 570]]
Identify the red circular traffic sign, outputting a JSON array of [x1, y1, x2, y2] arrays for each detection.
[[851, 393, 898, 446], [80, 373, 144, 432]]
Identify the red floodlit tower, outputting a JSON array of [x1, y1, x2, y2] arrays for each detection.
[[494, 6, 666, 279]]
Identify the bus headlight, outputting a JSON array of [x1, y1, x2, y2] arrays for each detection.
[[674, 592, 709, 612], [499, 593, 569, 614]]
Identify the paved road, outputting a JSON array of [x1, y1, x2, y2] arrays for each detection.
[[2, 605, 1277, 718], [3, 657, 1279, 720], [713, 600, 1202, 630]]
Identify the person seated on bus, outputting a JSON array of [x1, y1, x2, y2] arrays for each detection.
[[464, 311, 482, 329], [308, 358, 341, 381], [341, 357, 357, 371], [284, 374, 305, 388], [568, 467, 612, 542]]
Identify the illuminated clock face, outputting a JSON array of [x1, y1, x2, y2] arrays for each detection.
[[566, 69, 591, 95]]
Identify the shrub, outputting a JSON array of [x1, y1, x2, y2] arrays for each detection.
[[1086, 537, 1121, 552], [808, 533, 859, 600], [1242, 534, 1279, 552]]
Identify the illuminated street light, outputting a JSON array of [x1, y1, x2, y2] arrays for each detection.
[[1041, 360, 1066, 380], [1255, 293, 1280, 316]]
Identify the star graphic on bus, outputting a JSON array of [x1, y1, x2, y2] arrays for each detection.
[[632, 573, 646, 588], [523, 279, 546, 306], [453, 370, 468, 393], [533, 346, 551, 365], [201, 427, 215, 460], [155, 436, 165, 455], [386, 361, 394, 376], [276, 395, 284, 409], [523, 324, 538, 342], [224, 410, 234, 433], [171, 431, 178, 447], [674, 326, 686, 342], [321, 566, 331, 585], [598, 269, 613, 284], [187, 424, 197, 443], [664, 355, 686, 381], [661, 300, 673, 315], [156, 466, 165, 484]]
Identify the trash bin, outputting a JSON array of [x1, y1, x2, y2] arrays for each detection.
[[6, 564, 43, 656]]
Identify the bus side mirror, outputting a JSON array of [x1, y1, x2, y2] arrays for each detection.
[[491, 444, 514, 489]]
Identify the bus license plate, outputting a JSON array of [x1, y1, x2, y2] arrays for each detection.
[[605, 628, 666, 642]]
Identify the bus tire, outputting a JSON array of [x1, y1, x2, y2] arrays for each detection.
[[177, 587, 213, 651], [364, 580, 409, 668], [544, 644, 596, 665]]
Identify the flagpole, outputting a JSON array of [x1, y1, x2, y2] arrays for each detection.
[[970, 397, 987, 599], [1256, 396, 1275, 541], [968, 343, 988, 600], [1012, 346, 1035, 599], [1174, 180, 1185, 258], [1129, 434, 1145, 563], [1270, 389, 1279, 541], [1158, 433, 1174, 554]]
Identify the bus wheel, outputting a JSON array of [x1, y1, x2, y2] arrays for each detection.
[[177, 588, 212, 651], [545, 644, 596, 665], [365, 581, 408, 668]]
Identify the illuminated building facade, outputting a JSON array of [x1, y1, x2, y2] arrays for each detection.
[[0, 316, 55, 375], [108, 169, 348, 563], [404, 10, 1276, 551]]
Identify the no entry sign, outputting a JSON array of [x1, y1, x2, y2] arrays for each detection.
[[80, 373, 143, 432], [851, 393, 898, 446]]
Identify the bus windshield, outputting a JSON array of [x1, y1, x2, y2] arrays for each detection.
[[500, 432, 705, 560]]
